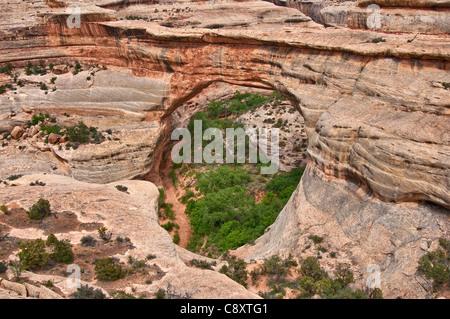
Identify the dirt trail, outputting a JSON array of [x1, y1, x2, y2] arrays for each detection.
[[159, 159, 192, 249]]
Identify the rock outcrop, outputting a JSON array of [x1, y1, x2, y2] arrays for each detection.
[[0, 0, 448, 298], [0, 174, 259, 299], [271, 0, 450, 33]]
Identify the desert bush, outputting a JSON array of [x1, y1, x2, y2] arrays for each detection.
[[80, 235, 97, 247], [115, 185, 128, 192], [158, 188, 165, 207], [161, 221, 177, 232], [111, 290, 136, 299], [0, 205, 8, 215], [97, 226, 112, 241], [299, 256, 328, 282], [189, 258, 216, 270], [154, 288, 166, 299], [66, 121, 104, 145], [180, 189, 195, 204], [127, 256, 147, 269], [219, 255, 248, 288], [417, 248, 449, 290], [7, 174, 22, 181], [18, 239, 49, 270], [71, 285, 106, 299], [334, 263, 354, 287], [46, 234, 58, 246], [173, 231, 180, 244], [368, 288, 383, 299], [26, 198, 51, 221], [261, 255, 297, 281], [94, 257, 124, 281], [309, 235, 324, 244], [51, 239, 74, 264], [0, 261, 7, 273]]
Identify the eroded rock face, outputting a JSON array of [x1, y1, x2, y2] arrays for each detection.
[[0, 174, 258, 299], [0, 0, 448, 298], [276, 0, 450, 33], [233, 166, 449, 298]]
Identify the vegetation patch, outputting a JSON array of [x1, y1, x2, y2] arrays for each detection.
[[94, 257, 125, 281], [26, 198, 51, 221], [417, 238, 450, 292]]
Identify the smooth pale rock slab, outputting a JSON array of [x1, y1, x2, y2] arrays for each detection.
[[39, 286, 64, 299], [0, 279, 28, 297]]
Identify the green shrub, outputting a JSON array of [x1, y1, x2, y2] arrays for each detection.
[[309, 235, 324, 244], [154, 288, 165, 299], [158, 188, 165, 207], [26, 198, 51, 220], [51, 239, 74, 264], [219, 255, 248, 288], [40, 125, 61, 135], [46, 234, 58, 246], [180, 190, 195, 204], [439, 238, 449, 249], [369, 288, 383, 299], [189, 259, 216, 270], [0, 205, 8, 215], [27, 113, 49, 127], [97, 226, 111, 241], [7, 174, 22, 181], [417, 248, 449, 290], [18, 239, 49, 270], [261, 255, 297, 281], [115, 185, 128, 192], [334, 263, 354, 287], [162, 203, 175, 220], [300, 257, 328, 282], [173, 231, 180, 244], [71, 285, 106, 299], [80, 235, 97, 247], [127, 256, 147, 269], [111, 290, 136, 299], [298, 276, 318, 298], [94, 258, 124, 281], [0, 261, 7, 273], [161, 221, 176, 232], [39, 82, 48, 91], [66, 121, 104, 145], [371, 37, 386, 43]]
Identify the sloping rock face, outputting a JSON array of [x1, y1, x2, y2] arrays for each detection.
[[0, 0, 448, 298], [0, 174, 258, 299], [275, 0, 450, 33]]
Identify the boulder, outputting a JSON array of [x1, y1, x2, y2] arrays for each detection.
[[48, 133, 62, 144], [0, 279, 27, 297], [24, 283, 40, 298], [39, 285, 63, 299], [29, 126, 40, 137], [11, 126, 24, 139], [52, 64, 68, 75]]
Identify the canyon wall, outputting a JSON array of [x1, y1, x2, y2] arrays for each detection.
[[0, 0, 448, 298], [272, 0, 450, 33]]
